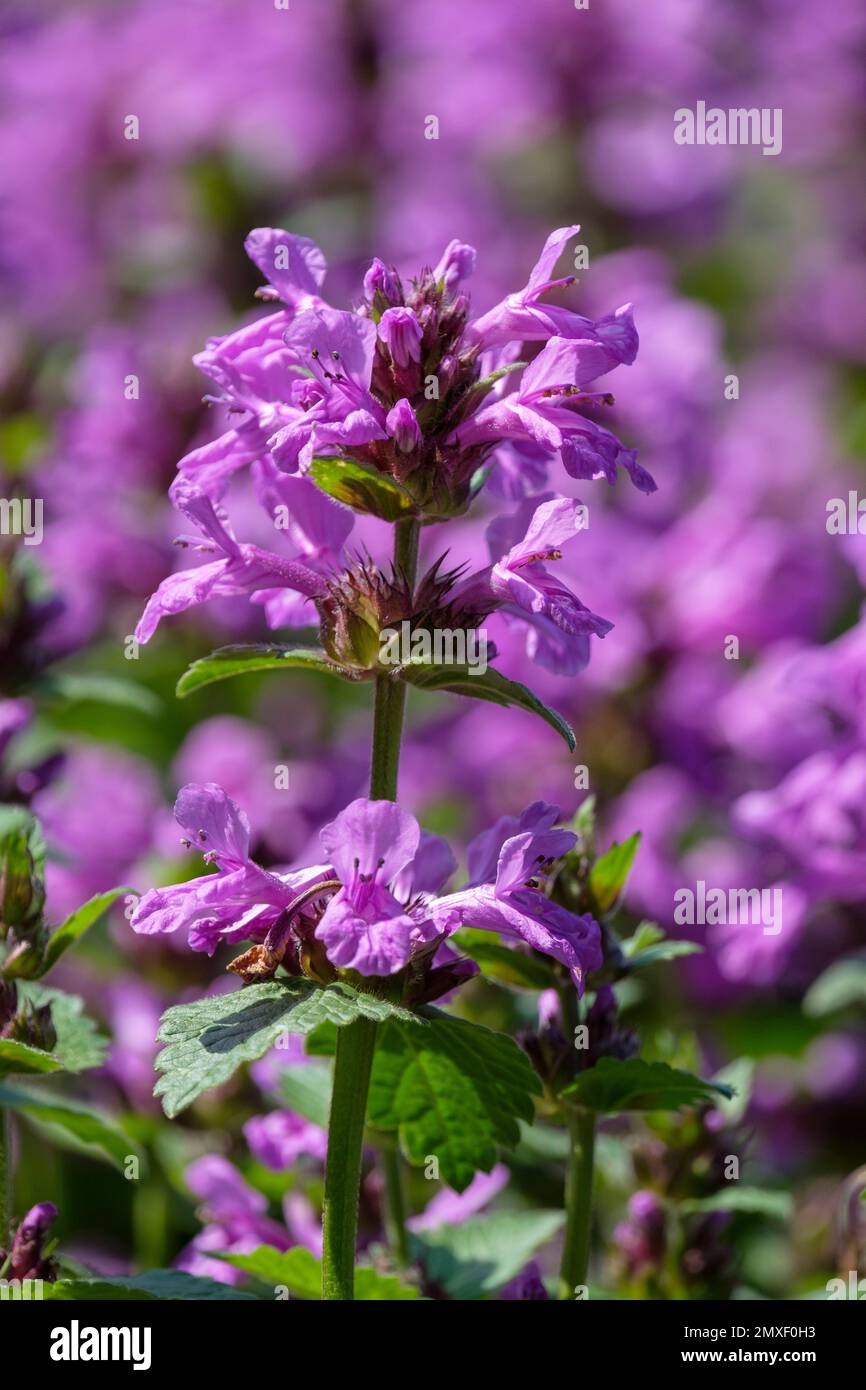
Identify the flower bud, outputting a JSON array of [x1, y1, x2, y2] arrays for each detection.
[[0, 827, 45, 937], [6, 1201, 59, 1281], [386, 398, 422, 455], [363, 257, 403, 308], [378, 307, 423, 368], [433, 239, 476, 296]]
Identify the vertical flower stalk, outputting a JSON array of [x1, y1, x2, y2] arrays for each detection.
[[128, 225, 643, 1301], [321, 517, 420, 1299], [559, 1109, 596, 1299]]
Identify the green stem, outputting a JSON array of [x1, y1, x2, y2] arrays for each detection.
[[321, 517, 420, 1299], [381, 1142, 410, 1268], [559, 1108, 596, 1299], [370, 674, 408, 801], [394, 514, 421, 580], [0, 1109, 11, 1247], [322, 1017, 378, 1299]]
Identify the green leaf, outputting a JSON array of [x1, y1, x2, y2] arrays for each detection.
[[367, 1009, 541, 1193], [412, 1210, 564, 1300], [37, 886, 131, 976], [404, 663, 575, 750], [0, 805, 46, 867], [622, 920, 664, 955], [588, 833, 640, 915], [44, 1271, 258, 1301], [710, 1058, 754, 1126], [278, 1062, 332, 1128], [0, 1038, 62, 1077], [0, 1081, 141, 1170], [563, 1058, 735, 1115], [310, 456, 416, 521], [625, 941, 703, 971], [453, 929, 557, 990], [679, 1188, 792, 1221], [219, 1245, 419, 1300], [803, 956, 866, 1016], [176, 644, 345, 698], [622, 921, 702, 971], [571, 794, 596, 849], [155, 979, 423, 1118], [35, 673, 161, 716], [14, 984, 108, 1074]]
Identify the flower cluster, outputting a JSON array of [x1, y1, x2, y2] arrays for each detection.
[[134, 228, 644, 679], [129, 785, 602, 995]]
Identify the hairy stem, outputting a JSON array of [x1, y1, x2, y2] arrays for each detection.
[[394, 514, 421, 580], [321, 1017, 378, 1299], [321, 516, 421, 1299], [559, 1108, 596, 1299]]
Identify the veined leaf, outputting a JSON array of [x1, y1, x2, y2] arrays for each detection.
[[219, 1246, 419, 1300], [453, 929, 557, 990], [803, 956, 866, 1016], [12, 984, 108, 1074], [34, 673, 161, 716], [563, 1057, 735, 1115], [679, 1188, 792, 1221], [588, 833, 640, 915], [44, 1271, 258, 1301], [0, 1038, 62, 1077], [412, 1210, 564, 1300], [625, 941, 702, 972], [0, 1081, 141, 1170], [278, 1062, 332, 1128], [367, 1009, 541, 1192], [37, 886, 131, 976], [310, 456, 416, 521], [176, 644, 346, 698], [155, 979, 423, 1119], [404, 662, 575, 750]]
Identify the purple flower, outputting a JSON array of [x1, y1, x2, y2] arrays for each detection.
[[466, 226, 638, 360], [129, 782, 332, 955], [386, 398, 423, 454], [130, 786, 599, 993], [243, 227, 328, 309], [176, 1155, 308, 1286], [735, 747, 866, 902], [560, 417, 656, 494], [243, 1110, 328, 1170], [267, 306, 389, 472], [134, 480, 326, 643], [452, 332, 645, 491], [454, 495, 612, 674], [433, 239, 477, 295], [313, 798, 447, 976], [0, 1202, 59, 1282], [613, 1190, 667, 1278], [499, 1261, 550, 1300], [153, 222, 642, 540], [427, 801, 602, 993], [409, 1164, 508, 1232], [364, 257, 403, 306], [377, 307, 424, 368]]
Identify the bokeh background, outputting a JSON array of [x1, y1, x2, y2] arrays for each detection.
[[2, 0, 865, 1297]]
